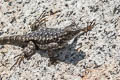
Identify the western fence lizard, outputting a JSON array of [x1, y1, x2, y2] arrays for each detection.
[[0, 19, 95, 69]]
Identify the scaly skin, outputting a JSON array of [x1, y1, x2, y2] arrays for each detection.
[[0, 20, 95, 70]]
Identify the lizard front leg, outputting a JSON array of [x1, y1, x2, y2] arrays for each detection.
[[48, 50, 58, 66], [46, 43, 61, 66], [10, 41, 36, 70]]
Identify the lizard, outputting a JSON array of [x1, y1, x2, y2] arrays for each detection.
[[0, 18, 95, 70]]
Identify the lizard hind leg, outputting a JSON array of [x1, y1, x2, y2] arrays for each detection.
[[23, 41, 36, 60], [10, 41, 36, 70]]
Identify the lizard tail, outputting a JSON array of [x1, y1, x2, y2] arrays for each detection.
[[0, 35, 28, 45]]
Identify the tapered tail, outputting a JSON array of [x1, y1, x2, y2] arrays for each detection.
[[0, 35, 28, 45]]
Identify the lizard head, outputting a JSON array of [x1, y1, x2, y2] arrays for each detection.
[[64, 22, 80, 32]]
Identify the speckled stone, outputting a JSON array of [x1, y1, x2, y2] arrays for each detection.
[[0, 0, 120, 80]]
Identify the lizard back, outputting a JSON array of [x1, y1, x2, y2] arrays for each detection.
[[0, 25, 81, 45]]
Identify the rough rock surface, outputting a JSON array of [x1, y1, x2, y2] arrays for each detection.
[[0, 0, 120, 80]]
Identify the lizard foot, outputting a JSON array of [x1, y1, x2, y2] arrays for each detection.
[[48, 50, 59, 66], [81, 19, 96, 34], [10, 41, 36, 70], [48, 57, 59, 66], [10, 54, 25, 70]]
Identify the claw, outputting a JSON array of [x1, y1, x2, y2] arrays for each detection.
[[81, 19, 96, 34], [10, 54, 25, 70], [77, 20, 96, 52]]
